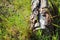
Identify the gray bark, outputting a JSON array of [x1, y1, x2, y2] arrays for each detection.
[[30, 0, 51, 31], [40, 0, 48, 8], [30, 0, 40, 30], [39, 0, 51, 29], [31, 0, 39, 11]]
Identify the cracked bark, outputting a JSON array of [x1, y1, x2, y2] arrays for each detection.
[[30, 0, 51, 31]]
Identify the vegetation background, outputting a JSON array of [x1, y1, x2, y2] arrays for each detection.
[[0, 0, 60, 40]]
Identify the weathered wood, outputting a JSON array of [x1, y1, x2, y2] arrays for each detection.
[[31, 0, 39, 11], [39, 8, 52, 29], [30, 0, 40, 30], [40, 0, 48, 8], [30, 0, 52, 31], [39, 0, 51, 29]]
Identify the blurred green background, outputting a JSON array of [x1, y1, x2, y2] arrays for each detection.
[[0, 0, 60, 40]]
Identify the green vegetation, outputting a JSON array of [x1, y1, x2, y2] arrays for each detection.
[[0, 0, 60, 40]]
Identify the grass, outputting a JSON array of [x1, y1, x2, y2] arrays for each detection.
[[0, 0, 60, 40]]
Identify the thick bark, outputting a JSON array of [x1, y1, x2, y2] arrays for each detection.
[[30, 0, 40, 30], [31, 0, 39, 11], [40, 0, 48, 8], [39, 0, 51, 29], [30, 0, 51, 31]]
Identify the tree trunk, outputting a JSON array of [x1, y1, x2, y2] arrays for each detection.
[[39, 0, 50, 29], [30, 0, 40, 30], [40, 0, 48, 8], [30, 0, 51, 31]]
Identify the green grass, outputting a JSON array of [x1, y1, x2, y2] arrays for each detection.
[[0, 0, 60, 40]]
